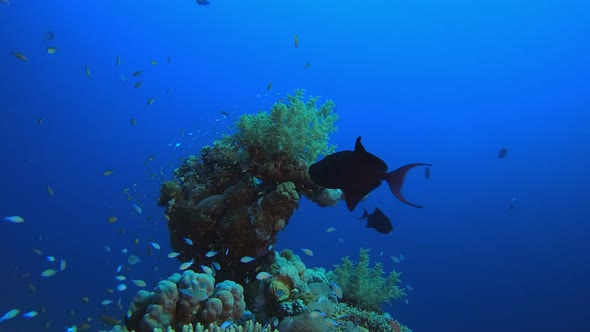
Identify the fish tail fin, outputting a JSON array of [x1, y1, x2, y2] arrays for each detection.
[[385, 163, 431, 208], [356, 207, 369, 219]]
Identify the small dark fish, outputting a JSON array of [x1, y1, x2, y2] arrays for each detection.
[[196, 0, 210, 5], [43, 31, 55, 41], [497, 148, 508, 159], [132, 71, 142, 77], [304, 61, 311, 70], [167, 55, 171, 64], [508, 196, 517, 210], [424, 167, 430, 179], [309, 136, 431, 211], [267, 82, 273, 90], [357, 208, 393, 234]]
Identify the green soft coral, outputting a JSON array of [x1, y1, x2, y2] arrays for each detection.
[[328, 248, 406, 312], [233, 89, 338, 164]]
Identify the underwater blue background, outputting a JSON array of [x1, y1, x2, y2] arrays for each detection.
[[1, 0, 589, 331]]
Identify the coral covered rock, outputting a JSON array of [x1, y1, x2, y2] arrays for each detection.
[[159, 91, 341, 283]]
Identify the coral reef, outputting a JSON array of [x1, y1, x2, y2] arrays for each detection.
[[327, 248, 406, 312], [114, 250, 411, 332], [110, 320, 278, 332], [159, 90, 341, 283], [109, 93, 414, 332]]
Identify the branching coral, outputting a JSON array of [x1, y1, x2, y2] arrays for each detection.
[[232, 89, 338, 164], [328, 248, 405, 312]]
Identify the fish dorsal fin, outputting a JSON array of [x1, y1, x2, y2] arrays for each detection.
[[354, 136, 366, 153]]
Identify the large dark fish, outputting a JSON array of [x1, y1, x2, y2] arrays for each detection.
[[309, 136, 431, 211], [357, 207, 393, 234]]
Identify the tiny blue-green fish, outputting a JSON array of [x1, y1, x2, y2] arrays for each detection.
[[240, 256, 255, 263], [47, 256, 56, 262], [22, 310, 38, 318], [40, 269, 57, 277], [301, 248, 314, 256], [194, 290, 209, 302], [205, 250, 217, 258], [256, 271, 272, 280], [309, 309, 325, 319], [179, 259, 194, 271], [184, 238, 193, 246], [132, 279, 146, 287], [212, 261, 221, 270], [59, 259, 67, 271], [200, 265, 213, 275], [0, 309, 20, 323], [132, 203, 143, 214], [150, 242, 160, 250], [167, 252, 180, 258], [4, 216, 24, 223], [330, 282, 343, 299], [127, 255, 140, 265]]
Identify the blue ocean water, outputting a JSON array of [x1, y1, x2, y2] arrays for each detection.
[[1, 0, 589, 331]]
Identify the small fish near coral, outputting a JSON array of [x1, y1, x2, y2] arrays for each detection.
[[309, 136, 431, 211], [357, 207, 393, 234]]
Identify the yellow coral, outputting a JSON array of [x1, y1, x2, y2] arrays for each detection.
[[269, 276, 292, 301]]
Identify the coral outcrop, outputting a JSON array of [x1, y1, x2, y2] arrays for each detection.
[[159, 90, 341, 283], [112, 93, 413, 332]]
